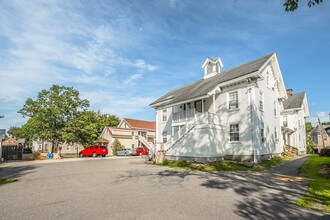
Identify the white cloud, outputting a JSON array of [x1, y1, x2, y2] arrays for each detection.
[[124, 73, 143, 86], [134, 59, 158, 72], [317, 112, 327, 118]]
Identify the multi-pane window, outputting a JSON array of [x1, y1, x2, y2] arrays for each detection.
[[162, 109, 167, 122], [274, 101, 277, 117], [74, 145, 78, 150], [162, 131, 167, 143], [66, 145, 70, 151], [274, 127, 278, 139], [230, 124, 239, 141], [229, 91, 238, 110], [259, 91, 264, 111]]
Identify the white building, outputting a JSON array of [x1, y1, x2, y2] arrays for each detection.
[[150, 53, 309, 162], [282, 90, 310, 155]]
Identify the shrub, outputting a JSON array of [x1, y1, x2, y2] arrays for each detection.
[[177, 160, 190, 167], [111, 138, 123, 156]]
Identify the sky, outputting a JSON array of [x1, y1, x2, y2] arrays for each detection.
[[0, 0, 329, 131]]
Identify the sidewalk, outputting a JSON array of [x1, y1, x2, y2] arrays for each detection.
[[265, 156, 310, 176]]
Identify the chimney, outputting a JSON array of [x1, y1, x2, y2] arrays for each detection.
[[287, 89, 293, 96], [202, 57, 223, 79]]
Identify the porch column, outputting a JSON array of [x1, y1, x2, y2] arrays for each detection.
[[213, 93, 216, 114]]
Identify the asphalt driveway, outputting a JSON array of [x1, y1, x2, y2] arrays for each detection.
[[0, 157, 328, 220]]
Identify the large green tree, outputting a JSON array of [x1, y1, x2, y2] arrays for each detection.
[[284, 0, 323, 12], [18, 85, 89, 152], [63, 110, 120, 147]]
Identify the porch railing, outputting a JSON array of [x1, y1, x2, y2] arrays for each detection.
[[165, 111, 222, 150], [173, 109, 195, 123]]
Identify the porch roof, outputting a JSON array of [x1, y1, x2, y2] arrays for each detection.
[[150, 53, 274, 108]]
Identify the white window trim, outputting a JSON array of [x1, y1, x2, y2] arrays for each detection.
[[259, 91, 264, 112], [228, 91, 239, 111], [161, 109, 167, 123], [229, 123, 240, 142], [66, 145, 70, 151]]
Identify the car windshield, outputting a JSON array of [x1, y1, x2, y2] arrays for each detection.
[[101, 146, 107, 149]]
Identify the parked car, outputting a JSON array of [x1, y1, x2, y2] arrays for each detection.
[[79, 145, 108, 157], [116, 148, 134, 156], [135, 147, 149, 156]]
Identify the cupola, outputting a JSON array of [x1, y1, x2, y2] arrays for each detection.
[[202, 57, 223, 79]]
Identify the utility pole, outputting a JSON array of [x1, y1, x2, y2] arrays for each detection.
[[318, 118, 326, 150]]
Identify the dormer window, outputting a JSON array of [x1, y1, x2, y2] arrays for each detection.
[[202, 57, 223, 79]]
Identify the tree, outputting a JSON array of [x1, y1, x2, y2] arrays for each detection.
[[18, 85, 89, 153], [63, 110, 120, 147], [284, 0, 324, 12], [111, 138, 123, 156], [7, 126, 22, 138], [306, 136, 315, 154], [305, 122, 313, 133]]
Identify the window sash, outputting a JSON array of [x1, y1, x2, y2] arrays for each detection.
[[162, 131, 167, 143], [229, 92, 238, 110], [162, 109, 167, 122], [230, 124, 239, 141]]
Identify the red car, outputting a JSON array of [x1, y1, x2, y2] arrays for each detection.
[[79, 145, 108, 157], [135, 147, 149, 156]]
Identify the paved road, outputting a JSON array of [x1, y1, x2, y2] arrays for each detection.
[[0, 157, 328, 220]]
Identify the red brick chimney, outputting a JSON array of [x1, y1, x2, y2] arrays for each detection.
[[287, 89, 293, 96]]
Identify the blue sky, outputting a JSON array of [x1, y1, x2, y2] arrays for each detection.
[[0, 0, 329, 130]]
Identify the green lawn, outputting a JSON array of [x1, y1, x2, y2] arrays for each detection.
[[296, 156, 330, 213], [160, 156, 291, 172], [0, 178, 17, 185]]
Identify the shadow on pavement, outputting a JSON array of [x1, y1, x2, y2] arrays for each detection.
[[0, 164, 36, 181]]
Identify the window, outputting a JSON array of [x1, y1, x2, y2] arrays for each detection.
[[274, 127, 278, 139], [266, 72, 269, 87], [259, 91, 264, 111], [230, 124, 239, 141], [261, 122, 265, 142], [229, 91, 238, 110], [274, 101, 277, 117], [74, 145, 78, 150], [195, 100, 202, 112], [38, 144, 42, 150], [132, 144, 135, 148], [162, 109, 167, 122], [283, 116, 288, 127], [132, 132, 134, 136], [66, 145, 70, 151], [162, 131, 167, 143]]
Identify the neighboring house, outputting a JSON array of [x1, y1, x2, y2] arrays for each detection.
[[1, 137, 25, 147], [309, 124, 330, 153], [100, 118, 156, 155], [1, 137, 25, 160], [150, 53, 307, 162], [281, 90, 310, 154], [0, 129, 5, 161], [32, 140, 84, 156]]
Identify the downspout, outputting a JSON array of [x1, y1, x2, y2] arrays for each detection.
[[248, 86, 257, 163]]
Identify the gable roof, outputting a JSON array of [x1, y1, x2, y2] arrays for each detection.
[[283, 92, 305, 110], [150, 53, 275, 108], [309, 124, 329, 137], [123, 118, 156, 130]]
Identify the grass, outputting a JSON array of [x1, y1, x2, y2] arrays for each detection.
[[296, 156, 330, 213], [0, 178, 17, 185], [160, 156, 291, 172]]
